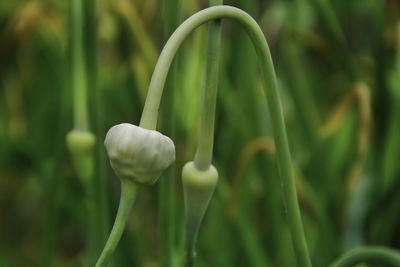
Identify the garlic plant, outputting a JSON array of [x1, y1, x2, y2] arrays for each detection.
[[66, 0, 98, 264], [95, 4, 400, 267], [96, 4, 311, 267], [67, 0, 94, 183], [137, 5, 312, 266]]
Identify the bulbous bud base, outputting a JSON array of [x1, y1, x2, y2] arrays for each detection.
[[104, 123, 175, 185], [182, 161, 218, 239]]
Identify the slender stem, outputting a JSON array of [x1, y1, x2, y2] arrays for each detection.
[[185, 227, 196, 267], [193, 0, 222, 170], [235, 215, 272, 267], [84, 0, 111, 251], [329, 246, 400, 267], [85, 173, 98, 265], [71, 0, 100, 264], [184, 205, 202, 267], [95, 179, 138, 267], [71, 0, 89, 130], [139, 5, 311, 266], [83, 0, 110, 254], [159, 173, 174, 267], [159, 0, 181, 266]]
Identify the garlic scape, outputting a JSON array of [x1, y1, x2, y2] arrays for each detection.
[[138, 5, 311, 267], [93, 4, 400, 267], [98, 3, 314, 267], [95, 124, 175, 267]]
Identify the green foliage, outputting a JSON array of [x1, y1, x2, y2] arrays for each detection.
[[1, 0, 400, 266]]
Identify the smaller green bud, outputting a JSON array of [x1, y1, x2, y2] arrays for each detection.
[[104, 123, 175, 185], [66, 130, 96, 153], [182, 161, 218, 246], [66, 130, 96, 183]]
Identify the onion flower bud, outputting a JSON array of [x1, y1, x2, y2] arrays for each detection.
[[66, 130, 96, 183], [182, 161, 218, 250], [104, 123, 175, 185], [67, 130, 96, 153]]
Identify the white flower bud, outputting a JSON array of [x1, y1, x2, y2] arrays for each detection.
[[104, 123, 175, 185]]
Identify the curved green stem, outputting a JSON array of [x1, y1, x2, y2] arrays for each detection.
[[95, 179, 138, 267], [139, 5, 311, 266], [329, 246, 400, 267], [71, 0, 89, 130]]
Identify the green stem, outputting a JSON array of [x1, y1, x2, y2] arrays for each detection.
[[71, 0, 89, 130], [193, 0, 222, 170], [95, 179, 138, 267], [83, 0, 110, 255], [85, 174, 97, 265], [185, 1, 222, 265], [159, 1, 181, 266], [185, 230, 196, 267], [85, 0, 111, 253], [71, 0, 100, 264], [235, 215, 271, 267], [139, 5, 311, 267], [329, 247, 400, 267], [159, 173, 174, 267]]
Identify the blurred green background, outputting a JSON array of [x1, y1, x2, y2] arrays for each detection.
[[1, 0, 400, 266]]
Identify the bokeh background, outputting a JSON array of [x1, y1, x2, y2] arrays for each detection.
[[1, 0, 400, 266]]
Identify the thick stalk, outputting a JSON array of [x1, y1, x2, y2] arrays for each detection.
[[138, 6, 311, 266], [71, 0, 89, 130], [95, 179, 138, 267], [193, 0, 222, 170], [329, 246, 400, 267]]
